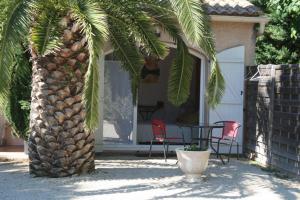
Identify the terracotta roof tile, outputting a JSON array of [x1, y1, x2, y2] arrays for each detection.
[[204, 0, 262, 16]]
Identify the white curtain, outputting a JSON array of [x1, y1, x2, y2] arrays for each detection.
[[103, 61, 134, 144]]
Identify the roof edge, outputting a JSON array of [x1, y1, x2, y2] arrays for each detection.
[[210, 15, 270, 35]]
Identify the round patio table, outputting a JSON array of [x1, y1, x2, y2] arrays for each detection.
[[177, 123, 225, 164]]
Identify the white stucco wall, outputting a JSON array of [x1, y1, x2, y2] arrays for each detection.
[[211, 21, 256, 66]]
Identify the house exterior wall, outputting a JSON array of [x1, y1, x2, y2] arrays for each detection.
[[0, 116, 5, 145], [0, 115, 23, 146], [160, 21, 257, 66], [211, 21, 256, 66]]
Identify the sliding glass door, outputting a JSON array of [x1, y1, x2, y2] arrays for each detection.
[[102, 61, 134, 145]]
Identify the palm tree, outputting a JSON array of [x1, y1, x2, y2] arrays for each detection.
[[0, 0, 224, 177]]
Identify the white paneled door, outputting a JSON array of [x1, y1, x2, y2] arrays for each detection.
[[209, 46, 245, 153]]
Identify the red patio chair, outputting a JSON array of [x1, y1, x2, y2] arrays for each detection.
[[212, 121, 241, 162], [149, 119, 185, 161]]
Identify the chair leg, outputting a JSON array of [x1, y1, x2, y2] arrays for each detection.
[[166, 143, 169, 156], [237, 142, 239, 160], [181, 130, 186, 147], [228, 140, 234, 163], [217, 139, 221, 158], [163, 141, 167, 162], [149, 140, 153, 158]]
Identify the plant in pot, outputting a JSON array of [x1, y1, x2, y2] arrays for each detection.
[[176, 143, 211, 182]]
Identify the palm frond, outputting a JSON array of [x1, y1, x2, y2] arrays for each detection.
[[168, 0, 215, 55], [107, 17, 144, 103], [168, 0, 225, 106], [0, 0, 31, 110], [140, 0, 180, 41], [168, 41, 193, 106], [139, 1, 197, 106], [30, 10, 63, 56], [100, 1, 168, 59], [207, 59, 225, 108], [69, 0, 107, 130], [134, 15, 169, 59]]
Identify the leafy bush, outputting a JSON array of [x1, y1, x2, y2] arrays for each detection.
[[252, 0, 300, 64]]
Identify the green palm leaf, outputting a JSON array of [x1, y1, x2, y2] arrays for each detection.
[[132, 15, 168, 59], [101, 1, 168, 59], [141, 0, 180, 41], [30, 10, 63, 56], [168, 41, 193, 106], [168, 0, 224, 106], [107, 17, 144, 102], [141, 0, 196, 106], [168, 0, 214, 54], [207, 59, 225, 108]]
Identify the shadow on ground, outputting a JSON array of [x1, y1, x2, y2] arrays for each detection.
[[0, 155, 299, 200]]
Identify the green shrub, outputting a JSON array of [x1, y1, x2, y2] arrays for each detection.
[[252, 0, 300, 64]]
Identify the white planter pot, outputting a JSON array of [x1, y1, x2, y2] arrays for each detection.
[[176, 148, 211, 181], [24, 141, 28, 155]]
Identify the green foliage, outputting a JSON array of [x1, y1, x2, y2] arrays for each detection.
[[168, 0, 224, 107], [168, 41, 193, 106], [30, 10, 63, 56], [184, 144, 208, 151], [207, 59, 225, 108], [252, 0, 300, 64], [0, 0, 31, 139], [0, 0, 31, 109], [4, 50, 32, 140]]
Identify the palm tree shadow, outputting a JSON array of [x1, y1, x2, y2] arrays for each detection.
[[57, 157, 300, 199]]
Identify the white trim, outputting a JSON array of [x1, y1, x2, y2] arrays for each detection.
[[210, 15, 269, 35], [199, 58, 206, 124], [132, 98, 138, 145], [211, 15, 269, 23], [95, 53, 105, 152]]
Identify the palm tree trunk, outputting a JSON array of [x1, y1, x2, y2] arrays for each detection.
[[28, 17, 95, 177]]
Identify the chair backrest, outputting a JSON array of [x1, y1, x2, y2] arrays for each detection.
[[215, 121, 241, 139], [151, 119, 166, 140]]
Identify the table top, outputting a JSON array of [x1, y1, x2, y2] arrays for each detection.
[[176, 123, 224, 129]]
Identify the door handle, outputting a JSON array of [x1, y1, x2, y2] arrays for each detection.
[[240, 91, 244, 96]]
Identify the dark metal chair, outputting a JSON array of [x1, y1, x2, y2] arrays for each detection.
[[212, 121, 241, 162], [149, 119, 185, 161]]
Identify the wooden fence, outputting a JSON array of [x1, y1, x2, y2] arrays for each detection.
[[244, 64, 300, 175]]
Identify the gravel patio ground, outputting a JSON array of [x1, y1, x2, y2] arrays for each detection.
[[0, 154, 299, 200]]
